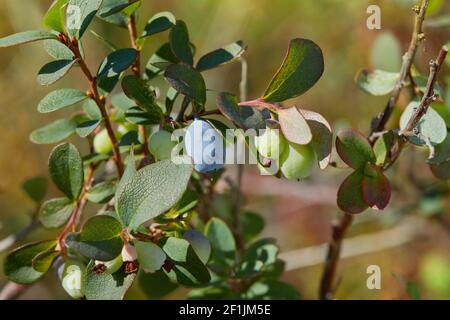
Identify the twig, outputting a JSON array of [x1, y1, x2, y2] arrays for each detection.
[[369, 0, 429, 140], [0, 282, 28, 300], [61, 34, 124, 176], [127, 11, 150, 158], [319, 46, 447, 300]]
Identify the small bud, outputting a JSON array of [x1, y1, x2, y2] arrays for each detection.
[[86, 90, 94, 98], [92, 263, 107, 274], [121, 243, 137, 262], [132, 66, 139, 74], [124, 261, 139, 274], [99, 95, 106, 104]]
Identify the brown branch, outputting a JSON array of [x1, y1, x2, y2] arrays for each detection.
[[0, 219, 40, 254], [62, 35, 124, 176], [369, 0, 429, 140], [127, 12, 150, 158]]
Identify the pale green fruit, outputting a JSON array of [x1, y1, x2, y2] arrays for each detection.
[[255, 127, 287, 160], [148, 130, 176, 160], [95, 255, 123, 275], [419, 253, 450, 295], [94, 129, 113, 154], [280, 143, 316, 180], [61, 260, 86, 299]]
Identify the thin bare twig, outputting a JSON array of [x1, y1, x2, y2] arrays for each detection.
[[369, 0, 429, 140], [0, 219, 40, 253]]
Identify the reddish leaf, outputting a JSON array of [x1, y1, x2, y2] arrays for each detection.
[[337, 171, 368, 214], [336, 128, 375, 170], [300, 109, 332, 169], [362, 163, 391, 210]]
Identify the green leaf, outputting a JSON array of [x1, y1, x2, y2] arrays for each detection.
[[165, 87, 179, 115], [362, 163, 391, 210], [84, 260, 136, 300], [204, 217, 236, 267], [119, 131, 139, 147], [162, 237, 211, 286], [429, 135, 450, 165], [97, 48, 137, 79], [38, 88, 87, 113], [125, 107, 162, 125], [115, 149, 136, 202], [336, 128, 375, 170], [141, 11, 176, 38], [169, 20, 193, 65], [164, 63, 206, 105], [166, 190, 199, 218], [0, 30, 58, 48], [66, 215, 123, 261], [67, 0, 103, 39], [4, 240, 57, 284], [32, 250, 61, 273], [30, 118, 77, 144], [49, 143, 84, 200], [262, 38, 324, 102], [39, 197, 75, 228], [22, 176, 47, 203], [43, 0, 69, 32], [245, 280, 300, 300], [98, 0, 140, 17], [37, 59, 76, 86], [241, 211, 265, 243], [145, 43, 179, 80], [370, 32, 402, 72], [117, 158, 193, 230], [238, 239, 278, 278], [356, 69, 399, 96], [135, 241, 166, 273], [337, 171, 368, 214], [278, 107, 312, 145], [121, 75, 159, 112], [300, 109, 332, 169], [196, 41, 245, 71], [216, 92, 266, 130], [76, 119, 101, 138], [399, 101, 447, 146], [111, 93, 135, 112], [82, 99, 102, 120], [43, 39, 74, 60], [97, 11, 128, 29], [373, 131, 399, 166], [139, 269, 178, 300], [183, 229, 211, 264], [86, 181, 116, 204]]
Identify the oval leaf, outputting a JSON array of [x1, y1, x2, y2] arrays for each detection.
[[37, 59, 76, 86], [76, 119, 101, 138], [278, 107, 312, 145], [32, 250, 61, 273], [85, 181, 116, 204], [144, 42, 179, 80], [355, 69, 399, 96], [169, 20, 193, 65], [39, 197, 75, 228], [0, 30, 58, 48], [337, 171, 368, 214], [196, 40, 245, 72], [336, 128, 375, 170], [117, 157, 193, 230], [48, 143, 84, 200], [263, 38, 324, 102], [299, 109, 332, 168], [141, 11, 176, 38], [43, 39, 74, 60], [399, 101, 447, 146], [30, 118, 77, 144], [216, 92, 267, 130], [38, 88, 87, 113], [98, 0, 140, 17], [135, 241, 166, 273], [121, 75, 159, 112], [43, 0, 68, 33], [97, 48, 137, 79], [164, 63, 206, 105], [362, 163, 391, 210], [67, 0, 103, 39], [4, 240, 57, 284], [205, 217, 236, 267]]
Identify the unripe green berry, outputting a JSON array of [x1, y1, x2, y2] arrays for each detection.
[[280, 143, 316, 180], [61, 260, 86, 299], [255, 127, 287, 160]]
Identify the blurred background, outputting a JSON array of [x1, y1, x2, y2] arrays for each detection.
[[0, 0, 449, 299]]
